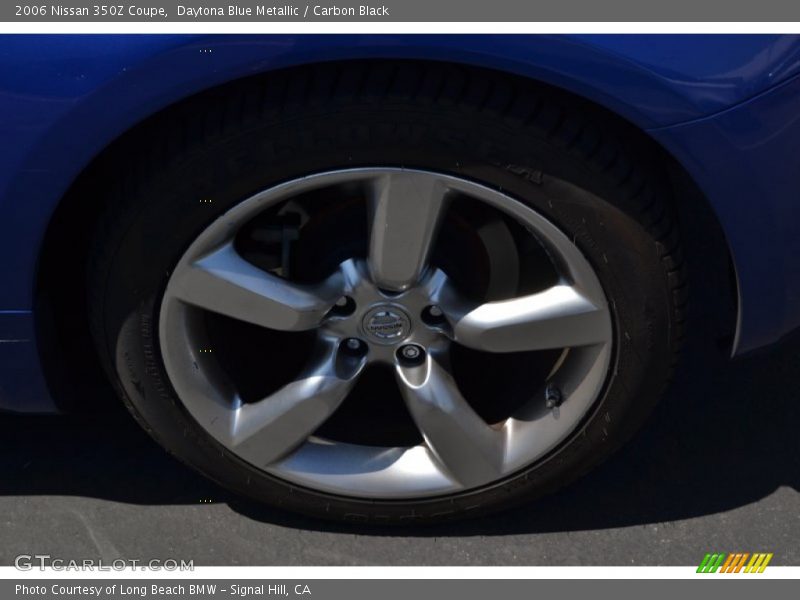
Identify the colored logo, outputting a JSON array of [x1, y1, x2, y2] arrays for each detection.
[[697, 553, 773, 573], [362, 305, 411, 343]]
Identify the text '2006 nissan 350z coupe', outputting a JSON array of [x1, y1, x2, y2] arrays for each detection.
[[1, 34, 799, 522]]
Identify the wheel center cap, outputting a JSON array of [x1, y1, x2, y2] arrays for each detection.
[[362, 305, 412, 344]]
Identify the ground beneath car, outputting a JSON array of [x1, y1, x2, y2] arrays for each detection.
[[1, 321, 798, 565]]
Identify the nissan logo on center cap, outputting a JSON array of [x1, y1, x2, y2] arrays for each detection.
[[362, 305, 412, 344]]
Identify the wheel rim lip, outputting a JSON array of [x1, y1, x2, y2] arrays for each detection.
[[158, 167, 613, 500]]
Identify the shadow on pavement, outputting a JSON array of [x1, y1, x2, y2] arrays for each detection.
[[1, 313, 798, 538]]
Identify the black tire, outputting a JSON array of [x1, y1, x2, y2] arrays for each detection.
[[88, 62, 686, 523]]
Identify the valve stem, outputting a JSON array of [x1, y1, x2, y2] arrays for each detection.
[[545, 384, 563, 409]]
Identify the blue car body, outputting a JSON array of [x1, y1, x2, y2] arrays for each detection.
[[1, 34, 799, 413]]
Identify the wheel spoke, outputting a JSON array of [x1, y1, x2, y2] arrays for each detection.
[[229, 342, 366, 466], [169, 241, 343, 331], [395, 354, 505, 487], [450, 284, 611, 353], [159, 168, 616, 499], [367, 171, 450, 291]]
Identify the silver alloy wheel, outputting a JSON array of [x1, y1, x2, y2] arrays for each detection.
[[159, 169, 613, 499]]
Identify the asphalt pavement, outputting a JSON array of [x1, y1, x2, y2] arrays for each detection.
[[1, 310, 798, 566]]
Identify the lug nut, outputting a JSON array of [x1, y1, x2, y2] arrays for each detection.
[[401, 345, 421, 359], [342, 338, 366, 356], [330, 296, 356, 317], [397, 344, 426, 366], [422, 305, 446, 326]]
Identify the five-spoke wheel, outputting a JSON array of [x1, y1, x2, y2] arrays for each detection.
[[90, 65, 683, 521], [159, 169, 612, 498]]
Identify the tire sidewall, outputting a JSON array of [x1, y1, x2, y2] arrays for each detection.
[[96, 107, 675, 521]]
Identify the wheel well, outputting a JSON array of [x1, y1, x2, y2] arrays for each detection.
[[33, 58, 738, 411]]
